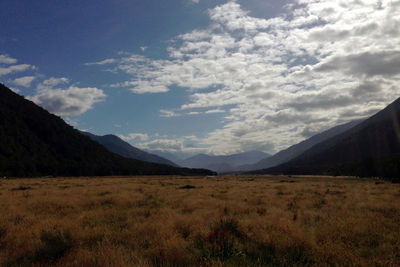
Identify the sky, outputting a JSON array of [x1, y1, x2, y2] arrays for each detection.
[[1, 0, 400, 159]]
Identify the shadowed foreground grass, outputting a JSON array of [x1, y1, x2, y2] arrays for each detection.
[[1, 175, 400, 266]]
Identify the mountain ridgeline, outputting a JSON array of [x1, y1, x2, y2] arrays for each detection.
[[179, 151, 270, 173], [244, 119, 363, 171], [80, 132, 178, 167], [2, 80, 400, 180], [255, 97, 400, 180], [0, 83, 214, 177]]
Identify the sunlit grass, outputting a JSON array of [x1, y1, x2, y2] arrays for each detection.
[[0, 175, 399, 266]]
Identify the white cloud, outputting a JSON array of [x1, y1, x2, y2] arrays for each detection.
[[28, 78, 106, 117], [158, 108, 225, 117], [190, 0, 200, 3], [136, 137, 208, 156], [39, 77, 69, 88], [205, 108, 225, 114], [139, 139, 183, 151], [0, 54, 105, 119], [140, 46, 148, 51], [0, 64, 35, 76], [0, 54, 17, 64], [118, 133, 149, 142], [160, 109, 180, 118], [11, 76, 36, 87], [130, 81, 169, 94], [84, 58, 116, 66], [88, 0, 400, 154]]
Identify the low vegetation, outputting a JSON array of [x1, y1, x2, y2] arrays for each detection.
[[1, 175, 400, 266]]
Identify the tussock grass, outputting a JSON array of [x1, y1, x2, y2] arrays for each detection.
[[179, 185, 197, 189], [0, 175, 399, 266]]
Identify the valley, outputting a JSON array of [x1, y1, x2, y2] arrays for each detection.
[[1, 1, 400, 266], [1, 175, 399, 266]]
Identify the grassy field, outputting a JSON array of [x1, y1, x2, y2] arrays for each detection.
[[0, 175, 400, 266]]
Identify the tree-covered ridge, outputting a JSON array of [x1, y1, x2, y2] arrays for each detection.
[[255, 97, 400, 181], [0, 83, 214, 177]]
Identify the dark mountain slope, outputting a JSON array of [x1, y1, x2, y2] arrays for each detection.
[[180, 151, 270, 173], [81, 132, 178, 167], [244, 119, 363, 171], [257, 97, 400, 179], [0, 83, 214, 177]]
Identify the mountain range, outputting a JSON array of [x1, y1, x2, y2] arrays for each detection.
[[176, 119, 363, 173], [254, 97, 400, 180], [178, 151, 270, 173], [148, 150, 183, 165], [243, 119, 364, 171], [0, 83, 214, 177], [80, 132, 178, 167], [2, 80, 400, 180]]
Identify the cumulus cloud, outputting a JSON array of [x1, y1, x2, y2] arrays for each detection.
[[0, 64, 35, 76], [28, 78, 106, 117], [139, 139, 183, 151], [118, 133, 149, 142], [39, 77, 69, 88], [0, 54, 105, 119], [88, 0, 400, 154], [314, 51, 400, 78], [136, 137, 208, 156], [11, 76, 36, 87], [0, 54, 17, 64]]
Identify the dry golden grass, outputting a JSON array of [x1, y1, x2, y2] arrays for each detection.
[[0, 175, 400, 266]]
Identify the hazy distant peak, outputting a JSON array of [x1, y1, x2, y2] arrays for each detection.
[[179, 150, 270, 173]]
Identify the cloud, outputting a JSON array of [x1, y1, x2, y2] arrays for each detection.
[[0, 54, 17, 64], [118, 133, 149, 142], [0, 64, 35, 76], [0, 54, 105, 119], [87, 0, 400, 154], [136, 137, 208, 156], [130, 81, 169, 94], [140, 46, 148, 51], [139, 139, 183, 151], [38, 77, 69, 88], [28, 78, 106, 117], [160, 109, 179, 118], [159, 108, 225, 118], [205, 109, 225, 114], [314, 51, 400, 78], [84, 58, 116, 66], [189, 0, 200, 3], [11, 76, 36, 87]]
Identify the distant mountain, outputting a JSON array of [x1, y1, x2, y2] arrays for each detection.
[[243, 119, 363, 171], [256, 97, 400, 180], [0, 83, 215, 177], [146, 150, 183, 165], [179, 151, 270, 173], [81, 132, 178, 167]]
